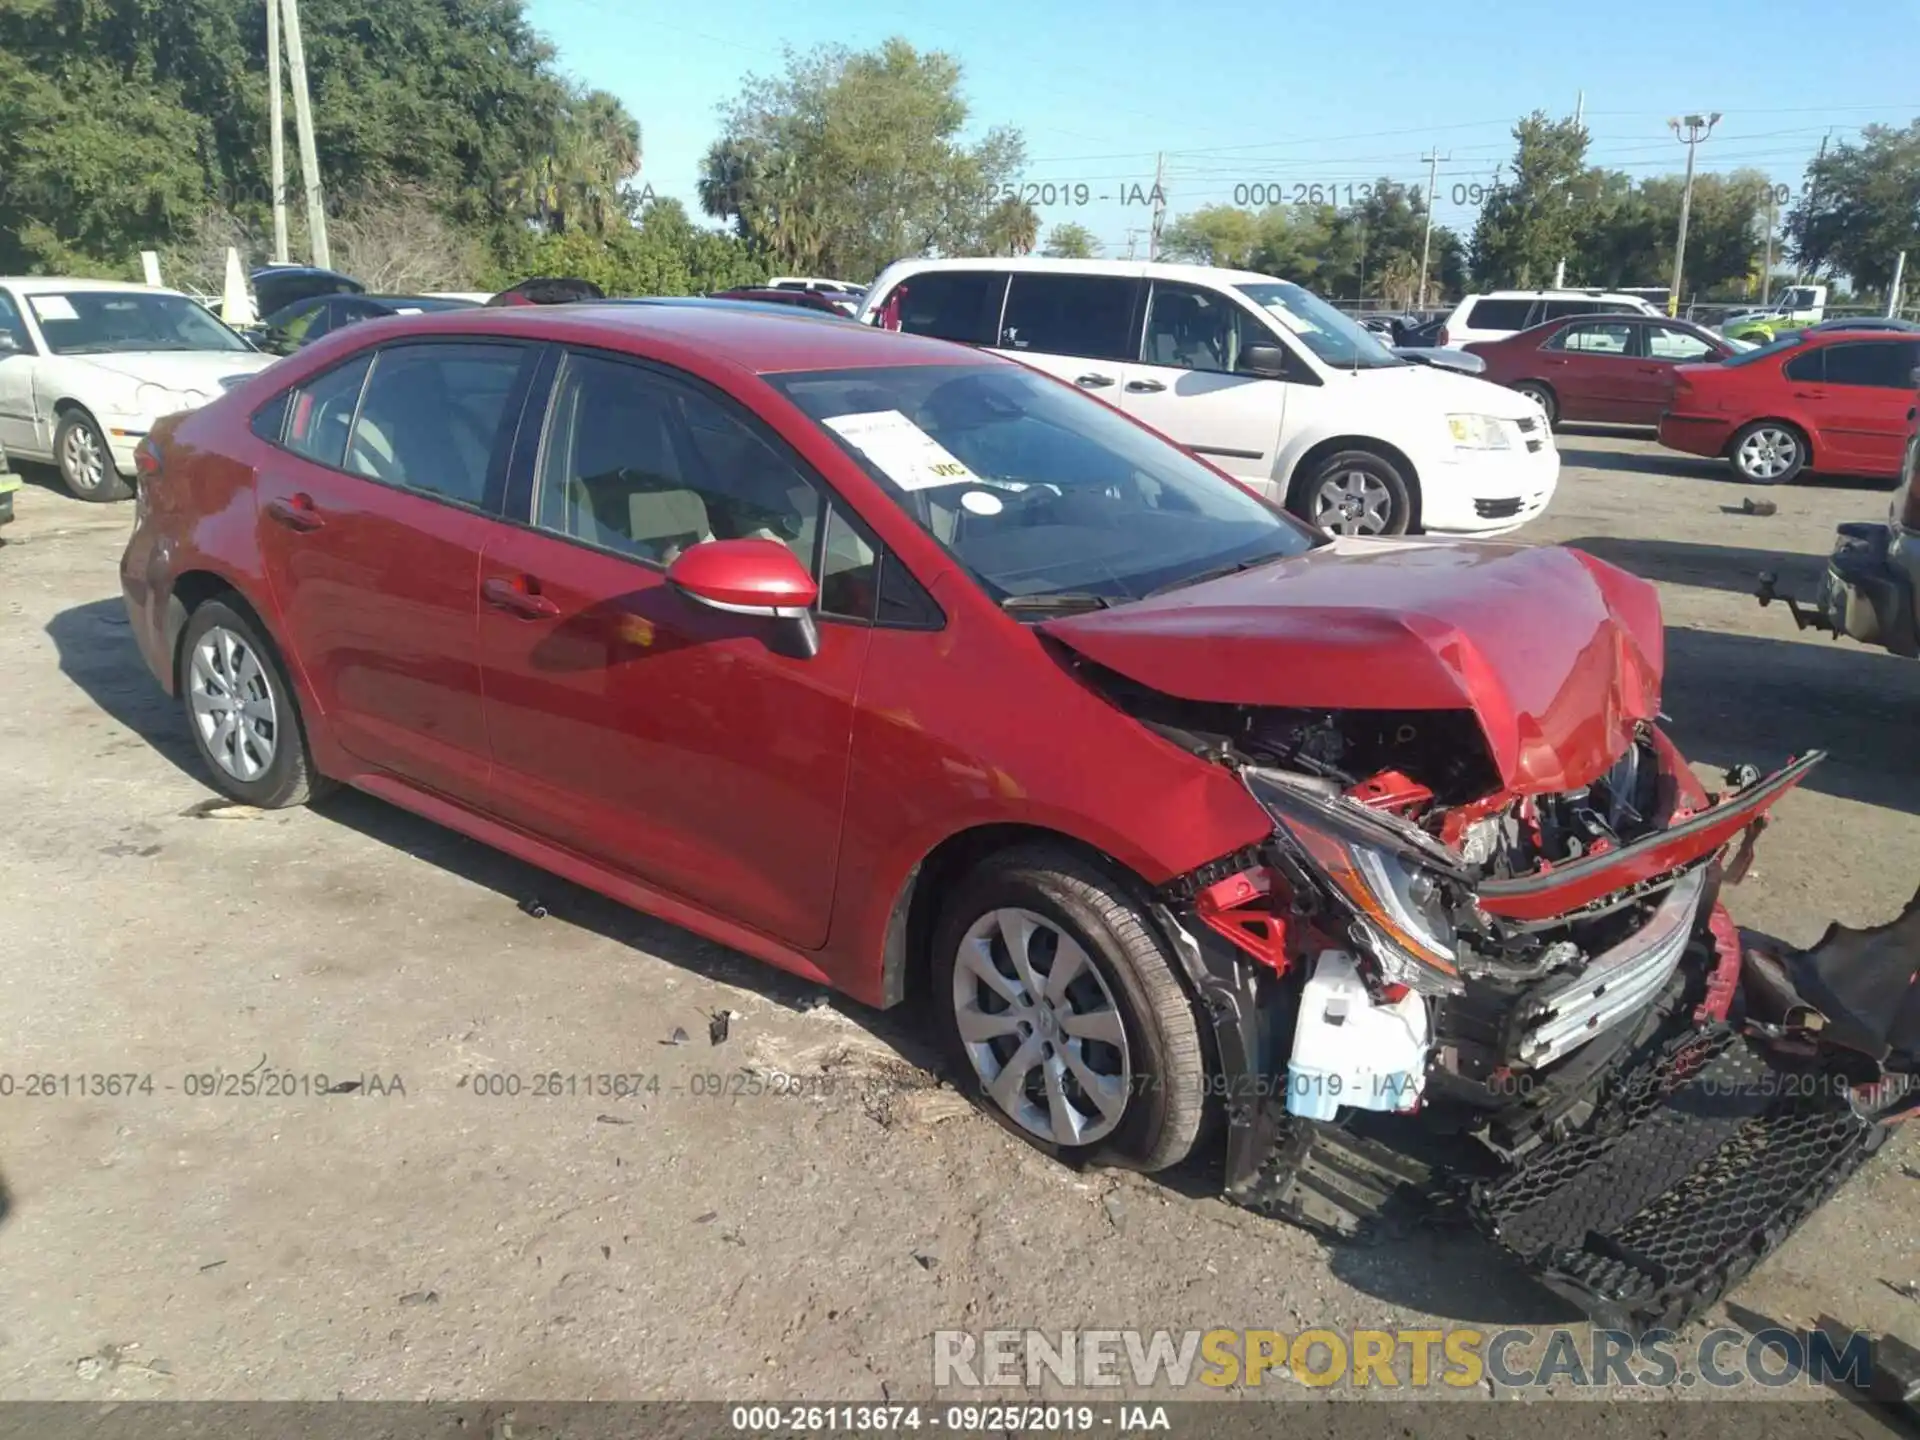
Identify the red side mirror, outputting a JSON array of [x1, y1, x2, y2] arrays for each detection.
[[665, 539, 821, 659]]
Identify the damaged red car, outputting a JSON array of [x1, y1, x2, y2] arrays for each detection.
[[121, 304, 1918, 1332]]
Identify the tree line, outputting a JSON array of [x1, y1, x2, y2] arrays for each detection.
[[0, 4, 1914, 304]]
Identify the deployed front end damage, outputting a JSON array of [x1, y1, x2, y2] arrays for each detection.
[[1127, 701, 1917, 1331]]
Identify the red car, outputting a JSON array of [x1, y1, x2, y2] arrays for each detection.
[[711, 287, 855, 317], [1659, 328, 1920, 484], [120, 305, 1917, 1330], [1462, 313, 1737, 427]]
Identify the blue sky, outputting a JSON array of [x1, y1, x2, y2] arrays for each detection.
[[526, 0, 1919, 258]]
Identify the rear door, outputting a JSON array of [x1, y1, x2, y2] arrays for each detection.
[[0, 289, 40, 457], [1115, 280, 1286, 480], [871, 269, 1007, 348], [253, 339, 535, 800], [474, 347, 877, 949], [1817, 341, 1920, 474], [990, 272, 1144, 401], [1538, 318, 1639, 421]]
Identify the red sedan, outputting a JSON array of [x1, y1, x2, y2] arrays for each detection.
[[119, 303, 1897, 1327], [1463, 313, 1737, 427], [1659, 328, 1920, 484]]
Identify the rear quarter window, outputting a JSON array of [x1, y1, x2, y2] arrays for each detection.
[[1465, 299, 1534, 330]]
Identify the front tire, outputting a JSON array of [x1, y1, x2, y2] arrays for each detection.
[[55, 409, 131, 501], [1291, 450, 1413, 536], [1730, 421, 1807, 485], [930, 845, 1208, 1173], [177, 599, 326, 809], [1514, 381, 1558, 427]]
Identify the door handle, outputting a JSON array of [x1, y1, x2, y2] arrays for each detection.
[[1792, 389, 1825, 399], [482, 575, 560, 619], [264, 493, 324, 531], [1075, 373, 1115, 388], [1125, 378, 1166, 393]]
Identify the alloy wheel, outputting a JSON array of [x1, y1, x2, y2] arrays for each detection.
[[188, 626, 279, 782], [1312, 469, 1394, 536], [951, 907, 1131, 1146], [1737, 426, 1798, 481], [62, 423, 105, 491]]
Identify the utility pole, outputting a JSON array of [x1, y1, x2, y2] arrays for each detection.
[[1147, 152, 1165, 262], [266, 0, 289, 263], [279, 0, 330, 270], [1666, 112, 1721, 317], [1553, 91, 1584, 289], [1760, 186, 1775, 305], [1889, 251, 1908, 319], [1794, 129, 1831, 287], [1417, 148, 1449, 309]]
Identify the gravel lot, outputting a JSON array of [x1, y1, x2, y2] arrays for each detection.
[[0, 430, 1916, 1406]]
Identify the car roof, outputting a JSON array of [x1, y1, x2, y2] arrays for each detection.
[[1467, 288, 1653, 300], [317, 300, 975, 374], [0, 277, 186, 297], [869, 256, 1284, 287]]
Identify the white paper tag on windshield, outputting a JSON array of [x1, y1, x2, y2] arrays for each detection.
[[821, 409, 979, 491], [28, 295, 78, 322]]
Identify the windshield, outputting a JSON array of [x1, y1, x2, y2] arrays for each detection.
[[26, 290, 250, 355], [1236, 282, 1404, 370], [770, 363, 1316, 606], [1721, 331, 1807, 367]]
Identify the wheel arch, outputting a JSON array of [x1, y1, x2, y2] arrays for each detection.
[[1284, 433, 1424, 531], [878, 821, 1165, 1010]]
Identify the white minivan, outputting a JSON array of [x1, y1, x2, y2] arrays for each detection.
[[856, 258, 1556, 536]]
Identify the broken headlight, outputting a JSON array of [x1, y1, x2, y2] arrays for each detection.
[[1244, 768, 1468, 997]]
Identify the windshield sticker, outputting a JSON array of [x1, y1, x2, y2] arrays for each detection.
[[960, 489, 1004, 516], [28, 295, 78, 322], [821, 409, 981, 492]]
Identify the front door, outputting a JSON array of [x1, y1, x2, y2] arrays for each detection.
[[1624, 322, 1721, 424], [1817, 340, 1920, 474], [252, 339, 533, 800], [1117, 281, 1288, 483], [475, 348, 871, 949]]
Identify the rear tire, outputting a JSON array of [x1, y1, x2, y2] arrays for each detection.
[[1290, 450, 1414, 536], [177, 599, 328, 809], [1729, 420, 1807, 485], [1514, 381, 1558, 428], [929, 844, 1208, 1173], [55, 410, 131, 502]]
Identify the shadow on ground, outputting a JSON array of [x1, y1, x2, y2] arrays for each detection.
[[1565, 534, 1827, 597], [45, 598, 205, 783]]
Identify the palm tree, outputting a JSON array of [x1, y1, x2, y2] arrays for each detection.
[[697, 139, 764, 237], [982, 196, 1039, 257]]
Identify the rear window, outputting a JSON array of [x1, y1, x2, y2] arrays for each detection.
[[1723, 332, 1806, 367], [998, 274, 1141, 362], [1465, 299, 1534, 331], [875, 271, 1006, 346]]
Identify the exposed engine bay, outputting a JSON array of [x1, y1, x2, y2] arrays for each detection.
[[1077, 659, 1920, 1332]]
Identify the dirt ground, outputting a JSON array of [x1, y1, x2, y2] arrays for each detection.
[[0, 430, 1916, 1406]]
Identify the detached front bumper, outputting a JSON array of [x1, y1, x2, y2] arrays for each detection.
[[1757, 522, 1920, 658]]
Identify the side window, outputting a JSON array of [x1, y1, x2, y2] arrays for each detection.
[[1141, 284, 1257, 373], [1539, 300, 1585, 321], [1550, 321, 1635, 355], [879, 272, 1007, 345], [819, 504, 879, 620], [250, 391, 290, 444], [1782, 347, 1826, 383], [1464, 299, 1533, 330], [534, 351, 822, 570], [344, 343, 525, 507], [283, 353, 373, 468], [0, 291, 33, 352], [1823, 341, 1918, 389], [1647, 325, 1715, 361], [999, 275, 1140, 361]]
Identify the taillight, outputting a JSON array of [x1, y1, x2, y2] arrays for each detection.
[[1436, 327, 1449, 348], [133, 436, 162, 481]]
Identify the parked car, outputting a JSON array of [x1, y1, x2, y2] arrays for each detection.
[[767, 276, 867, 301], [1798, 316, 1920, 336], [0, 438, 17, 528], [857, 258, 1557, 537], [1759, 403, 1920, 658], [1437, 289, 1663, 350], [119, 302, 1916, 1334], [710, 287, 856, 317], [250, 294, 482, 356], [487, 277, 606, 306], [1397, 315, 1448, 348], [1717, 284, 1828, 345], [1658, 329, 1920, 484], [1391, 346, 1486, 375], [251, 265, 364, 318], [1464, 313, 1738, 426], [0, 278, 276, 500]]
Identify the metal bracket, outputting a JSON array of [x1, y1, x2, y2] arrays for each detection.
[[1755, 571, 1832, 633]]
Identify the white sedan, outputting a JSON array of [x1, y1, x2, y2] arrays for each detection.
[[0, 278, 276, 500]]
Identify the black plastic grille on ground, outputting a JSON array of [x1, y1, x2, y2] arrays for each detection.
[[1470, 1026, 1883, 1332]]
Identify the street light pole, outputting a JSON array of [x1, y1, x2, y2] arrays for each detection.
[[1667, 112, 1720, 317], [1417, 148, 1448, 310]]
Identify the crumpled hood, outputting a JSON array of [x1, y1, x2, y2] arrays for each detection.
[[1041, 537, 1665, 794]]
